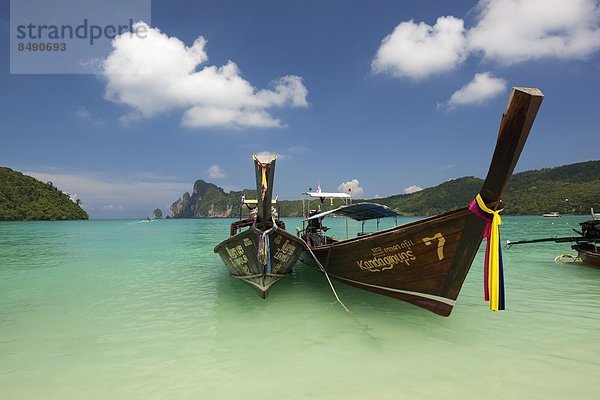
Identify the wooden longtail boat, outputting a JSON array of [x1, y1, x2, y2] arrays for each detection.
[[571, 244, 600, 268], [508, 219, 600, 268], [577, 214, 600, 267], [214, 155, 306, 298], [298, 87, 544, 316]]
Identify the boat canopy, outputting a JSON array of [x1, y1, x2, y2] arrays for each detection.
[[306, 202, 399, 221], [302, 191, 352, 199]]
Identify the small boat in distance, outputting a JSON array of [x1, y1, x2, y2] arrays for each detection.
[[213, 155, 306, 298], [543, 212, 561, 218], [298, 87, 544, 316]]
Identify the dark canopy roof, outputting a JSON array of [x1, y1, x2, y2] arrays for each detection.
[[307, 202, 399, 222]]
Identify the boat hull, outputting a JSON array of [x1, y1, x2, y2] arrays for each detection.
[[214, 226, 306, 298], [299, 208, 486, 316], [543, 213, 561, 218], [572, 244, 600, 268]]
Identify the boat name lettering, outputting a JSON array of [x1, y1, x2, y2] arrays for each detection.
[[357, 250, 416, 272], [243, 238, 253, 247], [273, 240, 296, 263], [371, 239, 415, 258], [226, 245, 249, 268]]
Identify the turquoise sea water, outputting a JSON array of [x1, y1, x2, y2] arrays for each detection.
[[1, 216, 599, 399]]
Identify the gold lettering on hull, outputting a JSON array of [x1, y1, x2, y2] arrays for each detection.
[[271, 239, 298, 274], [226, 244, 250, 274], [273, 239, 296, 263], [422, 233, 446, 261], [357, 239, 416, 272]]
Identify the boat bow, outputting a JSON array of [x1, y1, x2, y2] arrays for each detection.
[[300, 87, 544, 316]]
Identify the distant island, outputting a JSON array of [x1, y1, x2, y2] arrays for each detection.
[[169, 160, 600, 218], [0, 167, 89, 221], [170, 179, 257, 218]]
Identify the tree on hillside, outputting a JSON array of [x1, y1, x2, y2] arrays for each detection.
[[0, 167, 88, 220]]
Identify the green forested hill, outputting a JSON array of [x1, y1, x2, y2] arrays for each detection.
[[373, 161, 600, 215], [169, 160, 600, 218], [280, 161, 599, 216], [503, 161, 600, 215], [169, 179, 257, 218], [0, 167, 89, 221], [276, 177, 483, 217], [376, 177, 484, 215]]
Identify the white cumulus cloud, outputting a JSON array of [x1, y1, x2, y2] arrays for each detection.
[[207, 165, 226, 180], [373, 0, 600, 81], [404, 185, 423, 194], [447, 72, 507, 108], [372, 16, 467, 79], [468, 0, 600, 64], [102, 22, 308, 129], [337, 179, 364, 197]]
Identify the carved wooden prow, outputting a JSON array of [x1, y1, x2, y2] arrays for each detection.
[[253, 154, 277, 228]]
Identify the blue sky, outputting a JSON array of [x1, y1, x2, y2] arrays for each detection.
[[1, 0, 599, 218]]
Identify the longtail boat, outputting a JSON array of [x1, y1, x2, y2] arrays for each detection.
[[298, 87, 544, 316], [214, 155, 306, 298], [508, 218, 600, 268], [571, 244, 600, 268]]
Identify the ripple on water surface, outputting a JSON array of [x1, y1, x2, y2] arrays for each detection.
[[0, 217, 599, 399]]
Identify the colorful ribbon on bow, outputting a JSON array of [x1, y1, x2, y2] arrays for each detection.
[[257, 231, 271, 273], [260, 164, 268, 200], [469, 194, 505, 311]]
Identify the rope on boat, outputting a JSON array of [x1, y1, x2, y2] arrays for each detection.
[[257, 219, 278, 270], [554, 253, 581, 264], [301, 239, 351, 314], [301, 240, 379, 338]]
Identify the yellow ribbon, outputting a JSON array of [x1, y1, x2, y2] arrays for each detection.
[[261, 165, 267, 200], [475, 194, 503, 311]]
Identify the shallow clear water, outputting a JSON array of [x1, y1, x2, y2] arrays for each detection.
[[1, 216, 599, 399]]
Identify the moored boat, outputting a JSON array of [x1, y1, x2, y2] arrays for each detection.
[[508, 218, 600, 269], [569, 219, 600, 267], [214, 155, 306, 298], [571, 243, 600, 268], [298, 87, 544, 316], [543, 212, 561, 218]]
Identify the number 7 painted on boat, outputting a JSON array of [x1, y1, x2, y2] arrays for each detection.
[[422, 233, 446, 261]]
